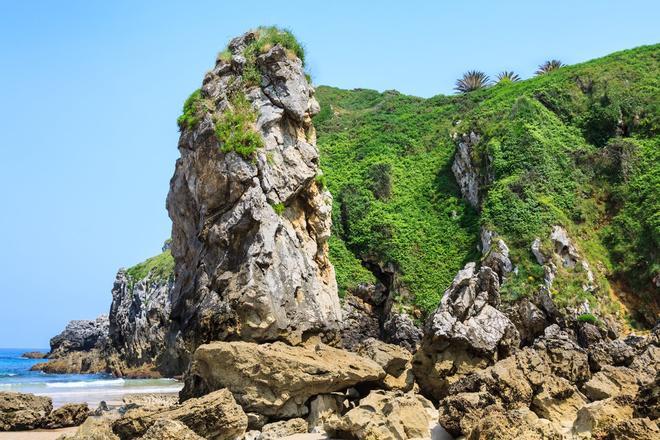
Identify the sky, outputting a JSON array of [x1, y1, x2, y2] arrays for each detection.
[[0, 0, 658, 348]]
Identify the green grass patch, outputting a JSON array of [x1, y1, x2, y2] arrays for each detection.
[[125, 250, 175, 283], [215, 92, 263, 158]]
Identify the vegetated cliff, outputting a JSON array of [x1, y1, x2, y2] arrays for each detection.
[[34, 248, 175, 377], [315, 43, 659, 329], [164, 28, 341, 372]]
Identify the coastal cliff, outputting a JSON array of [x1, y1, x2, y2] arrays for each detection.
[[34, 29, 659, 440]]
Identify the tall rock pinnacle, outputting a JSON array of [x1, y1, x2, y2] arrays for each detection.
[[166, 29, 341, 368]]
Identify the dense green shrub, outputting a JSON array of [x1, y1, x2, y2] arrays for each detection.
[[577, 313, 599, 325], [177, 89, 204, 130], [125, 250, 175, 283]]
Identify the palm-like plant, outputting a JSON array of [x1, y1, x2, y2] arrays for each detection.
[[536, 59, 564, 75], [496, 71, 521, 83], [455, 70, 490, 93]]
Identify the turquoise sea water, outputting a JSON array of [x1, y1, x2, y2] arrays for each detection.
[[0, 348, 181, 407]]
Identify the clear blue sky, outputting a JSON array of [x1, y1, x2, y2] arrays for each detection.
[[1, 0, 658, 348]]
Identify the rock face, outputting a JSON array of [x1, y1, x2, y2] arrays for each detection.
[[140, 419, 204, 440], [165, 29, 341, 367], [413, 262, 520, 399], [181, 340, 385, 417], [452, 132, 490, 209], [112, 389, 247, 440], [108, 269, 172, 375], [0, 392, 52, 431]]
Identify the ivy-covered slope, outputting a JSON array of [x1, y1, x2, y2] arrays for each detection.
[[315, 44, 659, 323]]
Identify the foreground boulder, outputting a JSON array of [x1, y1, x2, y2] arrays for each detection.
[[112, 389, 247, 440], [165, 28, 342, 368], [0, 392, 52, 431], [413, 263, 520, 399], [181, 340, 385, 417], [43, 403, 89, 429], [327, 390, 437, 440], [356, 337, 414, 391], [59, 417, 120, 440], [140, 419, 204, 440]]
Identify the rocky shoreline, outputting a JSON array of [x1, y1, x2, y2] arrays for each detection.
[[5, 28, 657, 440]]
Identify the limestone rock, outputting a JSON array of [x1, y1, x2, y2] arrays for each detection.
[[181, 341, 384, 418], [328, 390, 436, 440], [260, 418, 308, 439], [109, 269, 172, 375], [0, 391, 52, 431], [583, 366, 639, 401], [340, 294, 380, 351], [58, 417, 120, 440], [356, 338, 414, 391], [31, 349, 108, 374], [531, 376, 587, 433], [382, 312, 423, 353], [452, 132, 486, 209], [532, 325, 590, 383], [480, 228, 513, 281], [49, 315, 109, 356], [21, 351, 47, 359], [437, 391, 497, 437], [43, 403, 89, 429], [140, 419, 204, 440], [603, 418, 660, 440], [307, 395, 342, 432], [466, 405, 561, 440], [634, 372, 659, 420], [572, 396, 634, 438], [414, 263, 519, 399], [112, 389, 247, 440], [166, 29, 341, 365]]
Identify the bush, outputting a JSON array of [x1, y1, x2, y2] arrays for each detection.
[[215, 92, 263, 158], [271, 202, 285, 215], [577, 313, 599, 325], [177, 89, 204, 130]]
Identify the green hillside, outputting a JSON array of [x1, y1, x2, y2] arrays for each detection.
[[315, 44, 659, 323]]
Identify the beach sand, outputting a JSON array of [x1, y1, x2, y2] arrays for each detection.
[[0, 427, 76, 440]]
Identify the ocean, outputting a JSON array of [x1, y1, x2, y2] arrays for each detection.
[[0, 348, 182, 407]]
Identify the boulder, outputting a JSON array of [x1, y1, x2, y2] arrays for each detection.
[[582, 366, 639, 401], [634, 373, 659, 420], [43, 403, 89, 429], [356, 338, 414, 391], [602, 418, 660, 440], [382, 312, 423, 353], [414, 263, 519, 399], [0, 391, 52, 431], [31, 349, 108, 374], [260, 418, 308, 439], [21, 351, 47, 359], [58, 417, 119, 440], [532, 325, 590, 383], [480, 229, 513, 281], [112, 389, 247, 440], [307, 394, 342, 432], [328, 390, 436, 440], [166, 29, 341, 365], [437, 391, 497, 437], [530, 376, 587, 433], [181, 341, 385, 417], [572, 396, 634, 438], [140, 419, 204, 440], [466, 405, 561, 440]]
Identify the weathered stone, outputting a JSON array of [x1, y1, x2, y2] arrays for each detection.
[[577, 322, 603, 348], [634, 372, 659, 420], [583, 366, 639, 401], [452, 132, 486, 209], [140, 419, 204, 440], [112, 389, 247, 440], [356, 338, 414, 391], [437, 391, 497, 437], [328, 390, 436, 440], [49, 315, 109, 356], [0, 391, 52, 431], [531, 376, 587, 434], [21, 351, 47, 359], [260, 418, 308, 440], [43, 403, 89, 429], [481, 229, 513, 281], [166, 30, 341, 366], [307, 395, 342, 432], [466, 405, 561, 440], [181, 341, 384, 417], [572, 396, 634, 438], [31, 349, 108, 374], [630, 345, 660, 385], [603, 418, 660, 440], [58, 417, 119, 440], [532, 325, 590, 383], [382, 312, 423, 353], [340, 295, 380, 351]]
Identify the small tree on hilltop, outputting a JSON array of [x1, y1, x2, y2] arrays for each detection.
[[536, 59, 564, 75], [496, 71, 521, 83], [455, 70, 490, 93]]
